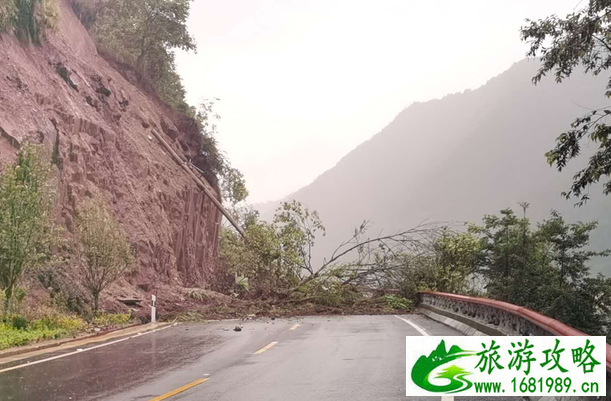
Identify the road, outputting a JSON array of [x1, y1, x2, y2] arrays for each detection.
[[0, 314, 522, 401]]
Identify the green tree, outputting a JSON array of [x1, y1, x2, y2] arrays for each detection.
[[521, 1, 611, 204], [220, 201, 325, 295], [538, 210, 610, 289], [432, 230, 483, 294], [75, 198, 135, 314], [472, 208, 557, 310], [574, 275, 611, 338], [380, 229, 483, 301], [190, 99, 249, 204], [220, 213, 287, 295], [537, 211, 611, 336], [474, 209, 525, 300], [470, 207, 610, 337], [191, 99, 224, 176], [222, 167, 248, 206], [546, 273, 611, 338], [0, 145, 56, 311], [273, 200, 326, 278], [386, 253, 450, 301], [73, 0, 195, 110], [91, 0, 195, 70]]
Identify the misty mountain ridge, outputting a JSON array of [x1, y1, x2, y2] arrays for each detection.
[[255, 58, 611, 274]]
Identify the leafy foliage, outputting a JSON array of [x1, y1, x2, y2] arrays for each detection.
[[0, 312, 86, 350], [75, 198, 135, 313], [190, 99, 249, 205], [0, 1, 17, 32], [221, 202, 330, 296], [0, 0, 58, 43], [472, 206, 611, 337], [472, 208, 549, 305], [273, 200, 326, 277], [221, 211, 295, 295], [72, 0, 195, 111], [221, 166, 248, 206], [0, 145, 57, 311], [380, 205, 611, 337], [538, 210, 610, 286], [382, 232, 482, 302], [299, 277, 360, 307], [382, 294, 412, 310], [521, 1, 611, 204], [91, 312, 131, 327], [432, 230, 482, 293]]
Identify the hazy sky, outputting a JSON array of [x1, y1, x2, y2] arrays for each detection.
[[176, 0, 580, 204]]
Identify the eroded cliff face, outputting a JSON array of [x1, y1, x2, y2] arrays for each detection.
[[0, 0, 222, 306]]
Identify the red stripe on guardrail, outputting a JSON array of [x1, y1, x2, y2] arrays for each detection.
[[419, 291, 611, 373]]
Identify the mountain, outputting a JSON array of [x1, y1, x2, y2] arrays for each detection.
[[257, 59, 611, 274]]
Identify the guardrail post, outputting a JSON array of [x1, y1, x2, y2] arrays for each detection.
[[151, 295, 156, 324]]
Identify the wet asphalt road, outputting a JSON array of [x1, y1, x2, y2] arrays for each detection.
[[0, 314, 523, 401]]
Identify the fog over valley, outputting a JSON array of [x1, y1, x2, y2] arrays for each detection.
[[255, 59, 611, 274]]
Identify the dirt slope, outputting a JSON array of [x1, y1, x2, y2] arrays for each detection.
[[0, 0, 222, 309]]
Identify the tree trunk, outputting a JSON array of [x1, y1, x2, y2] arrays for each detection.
[[136, 53, 146, 77], [4, 287, 13, 313], [93, 292, 99, 316]]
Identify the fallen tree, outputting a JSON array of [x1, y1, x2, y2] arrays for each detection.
[[219, 200, 472, 306]]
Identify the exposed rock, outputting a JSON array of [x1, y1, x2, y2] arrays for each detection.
[[96, 85, 111, 97], [55, 62, 79, 91], [85, 95, 99, 110]]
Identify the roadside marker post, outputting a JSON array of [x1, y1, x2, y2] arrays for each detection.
[[151, 295, 157, 324]]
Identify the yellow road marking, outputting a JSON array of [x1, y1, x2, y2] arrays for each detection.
[[148, 378, 208, 401], [253, 341, 278, 355], [289, 323, 300, 331]]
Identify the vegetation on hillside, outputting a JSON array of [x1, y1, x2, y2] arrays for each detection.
[[191, 98, 248, 205], [69, 0, 247, 204], [0, 148, 134, 348], [0, 145, 57, 311], [0, 0, 59, 43], [521, 0, 611, 205], [70, 0, 195, 112], [75, 198, 135, 314]]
